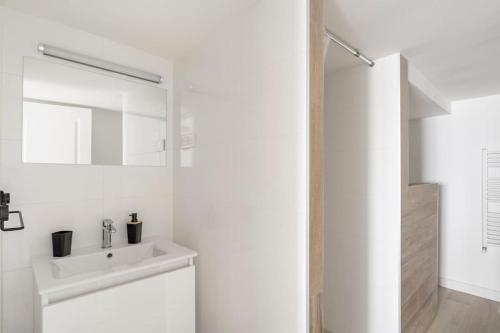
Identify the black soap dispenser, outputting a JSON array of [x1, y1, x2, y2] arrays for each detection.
[[127, 212, 142, 244]]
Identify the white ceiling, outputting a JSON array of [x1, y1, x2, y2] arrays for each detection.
[[3, 0, 500, 101], [0, 0, 257, 59], [325, 0, 500, 101]]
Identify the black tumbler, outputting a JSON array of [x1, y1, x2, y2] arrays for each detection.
[[52, 231, 73, 257]]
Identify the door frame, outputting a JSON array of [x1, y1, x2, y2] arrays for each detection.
[[309, 0, 325, 332]]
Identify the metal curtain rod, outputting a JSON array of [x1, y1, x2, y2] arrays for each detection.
[[324, 28, 375, 67], [37, 43, 163, 84]]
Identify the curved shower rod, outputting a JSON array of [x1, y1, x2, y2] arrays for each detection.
[[324, 28, 375, 67]]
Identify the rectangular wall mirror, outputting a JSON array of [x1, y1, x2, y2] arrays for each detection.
[[22, 58, 167, 166]]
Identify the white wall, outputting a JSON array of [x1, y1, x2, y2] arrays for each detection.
[[324, 54, 402, 333], [173, 1, 307, 332], [0, 7, 174, 333], [410, 94, 500, 301]]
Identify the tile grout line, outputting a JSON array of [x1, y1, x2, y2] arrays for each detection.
[[0, 228, 3, 333], [101, 165, 104, 221], [1, 18, 4, 333], [6, 194, 173, 208]]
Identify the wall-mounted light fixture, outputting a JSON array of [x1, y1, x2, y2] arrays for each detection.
[[38, 43, 163, 84]]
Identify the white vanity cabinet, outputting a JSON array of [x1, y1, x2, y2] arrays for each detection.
[[33, 239, 197, 333], [41, 266, 194, 333]]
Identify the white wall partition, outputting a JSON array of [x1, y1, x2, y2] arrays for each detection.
[[410, 94, 500, 301], [324, 54, 402, 333], [0, 7, 174, 333], [173, 1, 308, 332]]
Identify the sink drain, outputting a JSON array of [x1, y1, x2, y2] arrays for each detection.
[[107, 253, 113, 258]]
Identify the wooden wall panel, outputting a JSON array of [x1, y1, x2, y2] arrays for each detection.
[[401, 56, 410, 190], [401, 56, 439, 332], [309, 0, 324, 332], [402, 183, 439, 333]]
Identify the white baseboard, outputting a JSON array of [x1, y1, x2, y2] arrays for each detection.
[[439, 277, 500, 302]]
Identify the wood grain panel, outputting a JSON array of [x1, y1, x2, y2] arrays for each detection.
[[402, 183, 439, 333], [400, 56, 439, 333], [309, 0, 324, 332]]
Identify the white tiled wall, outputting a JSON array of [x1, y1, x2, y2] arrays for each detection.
[[173, 1, 307, 332], [0, 7, 174, 333]]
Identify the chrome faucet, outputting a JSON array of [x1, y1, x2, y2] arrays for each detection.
[[102, 219, 117, 248]]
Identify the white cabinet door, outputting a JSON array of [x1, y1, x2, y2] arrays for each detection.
[[42, 266, 195, 333]]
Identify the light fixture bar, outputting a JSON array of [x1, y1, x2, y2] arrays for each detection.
[[37, 43, 163, 84], [324, 28, 375, 67]]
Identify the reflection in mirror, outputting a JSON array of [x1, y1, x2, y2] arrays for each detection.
[[22, 58, 167, 166]]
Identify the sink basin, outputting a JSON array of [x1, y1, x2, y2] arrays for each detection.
[[51, 242, 167, 279], [32, 237, 197, 305]]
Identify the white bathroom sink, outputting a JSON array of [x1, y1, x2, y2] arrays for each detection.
[[51, 242, 167, 279], [32, 237, 197, 304]]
